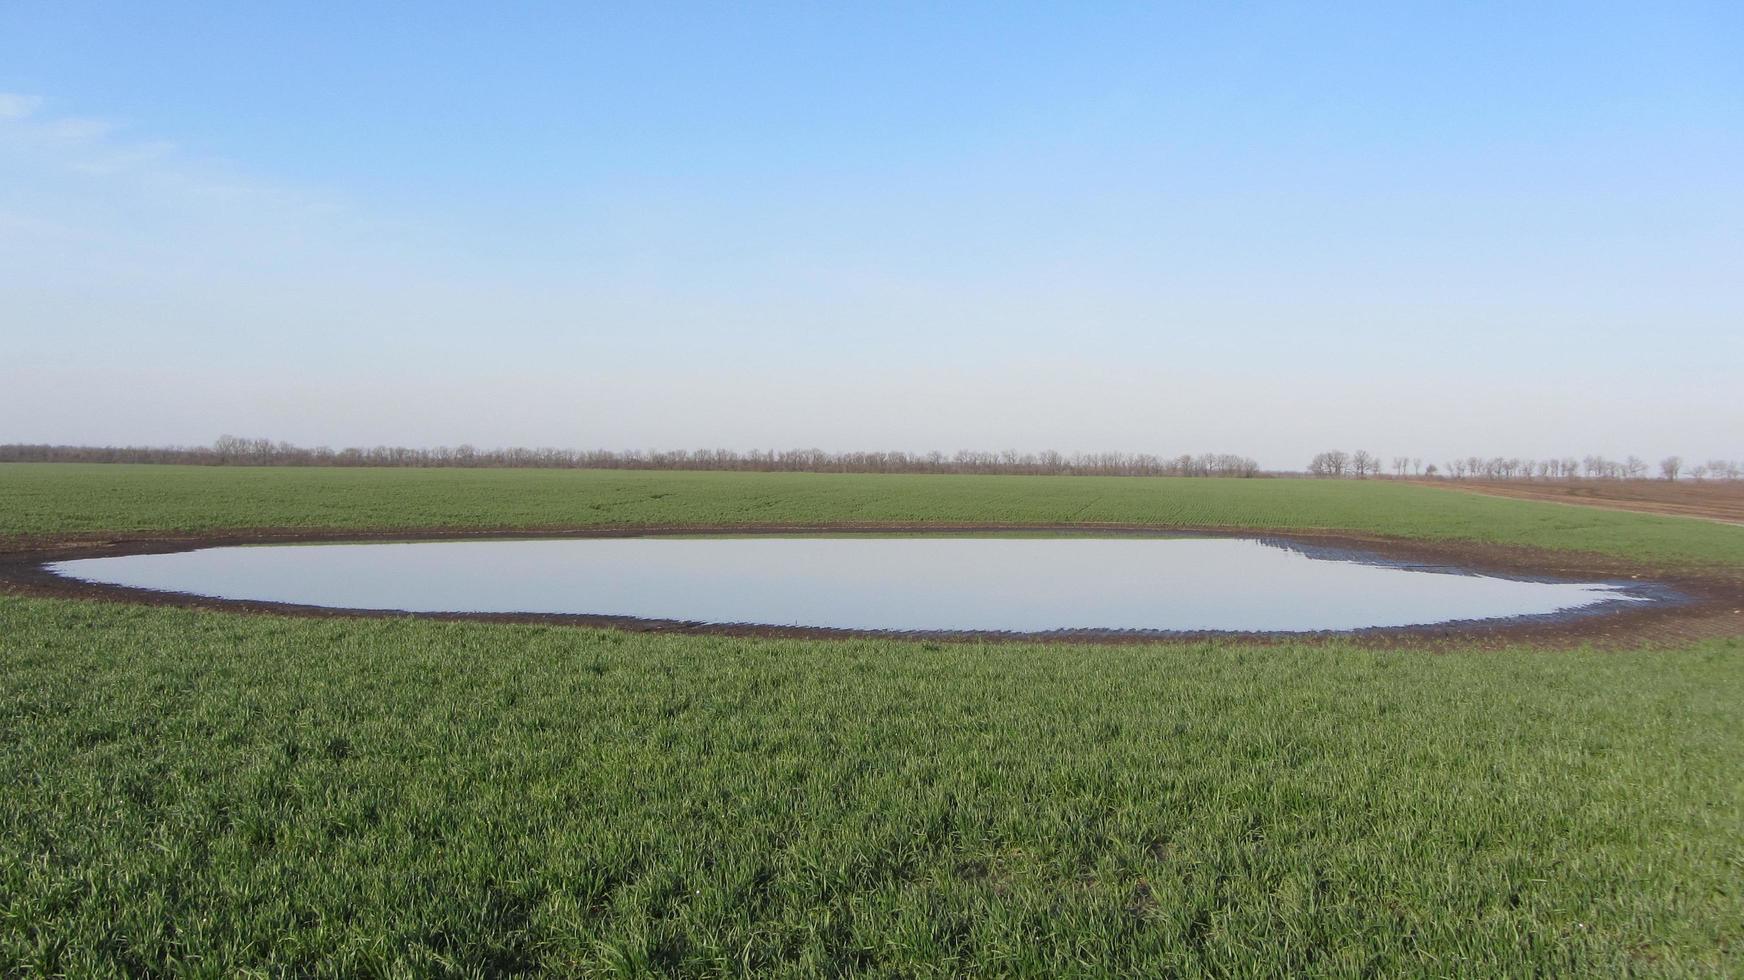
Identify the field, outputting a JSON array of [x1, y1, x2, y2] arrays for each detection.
[[7, 463, 1744, 567], [1426, 478, 1744, 526], [3, 464, 1743, 976]]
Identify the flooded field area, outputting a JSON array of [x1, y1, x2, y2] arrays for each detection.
[[48, 535, 1651, 633]]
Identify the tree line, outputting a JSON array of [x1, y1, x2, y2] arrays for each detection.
[[6, 439, 1735, 480], [0, 438, 1263, 478], [1307, 451, 1744, 481]]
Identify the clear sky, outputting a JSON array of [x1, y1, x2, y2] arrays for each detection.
[[3, 2, 1740, 469]]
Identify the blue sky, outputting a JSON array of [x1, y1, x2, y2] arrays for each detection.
[[3, 2, 1741, 467]]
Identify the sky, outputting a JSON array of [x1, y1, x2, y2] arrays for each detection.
[[3, 2, 1741, 469]]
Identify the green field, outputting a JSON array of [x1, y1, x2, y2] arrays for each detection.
[[7, 463, 1744, 566], [2, 464, 1742, 976]]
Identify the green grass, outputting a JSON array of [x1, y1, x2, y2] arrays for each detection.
[[3, 599, 1740, 977], [5, 463, 1744, 567], [3, 464, 1743, 975]]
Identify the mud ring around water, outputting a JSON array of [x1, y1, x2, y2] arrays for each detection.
[[2, 524, 1742, 649]]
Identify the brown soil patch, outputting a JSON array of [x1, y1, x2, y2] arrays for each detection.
[[1414, 479, 1744, 525], [2, 524, 1741, 649]]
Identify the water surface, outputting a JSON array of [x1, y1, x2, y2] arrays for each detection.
[[49, 535, 1646, 633]]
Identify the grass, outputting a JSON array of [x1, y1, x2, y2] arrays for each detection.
[[2, 600, 1739, 977], [6, 463, 1744, 568], [2, 464, 1742, 975]]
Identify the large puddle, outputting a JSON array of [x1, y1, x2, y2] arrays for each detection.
[[47, 535, 1652, 633]]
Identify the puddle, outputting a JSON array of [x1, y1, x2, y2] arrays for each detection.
[[46, 535, 1657, 633]]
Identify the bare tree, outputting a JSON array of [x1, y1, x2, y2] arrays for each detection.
[[1308, 451, 1349, 477], [0, 439, 1269, 479], [1659, 456, 1683, 481]]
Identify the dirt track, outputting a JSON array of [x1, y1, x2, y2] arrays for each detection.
[[1417, 479, 1744, 525], [3, 524, 1741, 649]]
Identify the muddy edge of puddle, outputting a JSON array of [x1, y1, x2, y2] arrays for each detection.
[[2, 523, 1741, 649]]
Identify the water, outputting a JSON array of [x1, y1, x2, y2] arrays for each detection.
[[47, 535, 1647, 633]]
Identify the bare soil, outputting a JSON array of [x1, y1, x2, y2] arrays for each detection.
[[3, 524, 1741, 649], [1417, 479, 1744, 525]]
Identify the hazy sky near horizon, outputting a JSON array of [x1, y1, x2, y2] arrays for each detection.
[[3, 2, 1741, 468]]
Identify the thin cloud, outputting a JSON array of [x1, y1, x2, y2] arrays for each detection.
[[0, 94, 343, 217], [70, 139, 177, 176], [0, 91, 394, 335], [35, 116, 115, 145], [0, 92, 43, 120]]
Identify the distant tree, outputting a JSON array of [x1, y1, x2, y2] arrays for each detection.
[[1351, 450, 1374, 478], [1423, 463, 1439, 478], [1660, 456, 1683, 480], [212, 434, 245, 463], [1308, 451, 1349, 477]]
